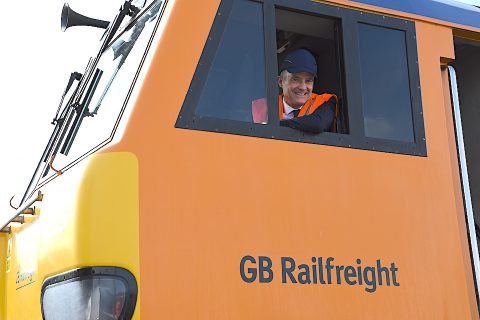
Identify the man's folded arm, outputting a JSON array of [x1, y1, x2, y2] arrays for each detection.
[[279, 97, 335, 133]]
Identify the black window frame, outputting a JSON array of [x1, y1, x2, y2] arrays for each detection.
[[175, 0, 426, 156], [41, 266, 138, 320]]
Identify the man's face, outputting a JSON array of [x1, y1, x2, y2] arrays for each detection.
[[278, 71, 314, 109]]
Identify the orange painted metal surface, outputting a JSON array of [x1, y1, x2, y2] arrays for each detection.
[[99, 1, 479, 318], [2, 0, 479, 318]]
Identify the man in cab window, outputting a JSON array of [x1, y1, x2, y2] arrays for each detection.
[[278, 49, 337, 133]]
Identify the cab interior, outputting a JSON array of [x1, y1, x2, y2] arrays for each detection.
[[275, 8, 347, 132]]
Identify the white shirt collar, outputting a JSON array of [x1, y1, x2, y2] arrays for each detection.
[[283, 98, 301, 119]]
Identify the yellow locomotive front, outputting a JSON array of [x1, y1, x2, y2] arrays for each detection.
[[0, 1, 167, 318]]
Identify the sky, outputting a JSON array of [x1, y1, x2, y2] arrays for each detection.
[[1, 0, 480, 224], [0, 0, 123, 223]]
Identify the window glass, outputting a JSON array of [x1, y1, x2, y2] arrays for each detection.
[[358, 23, 414, 142], [43, 277, 127, 320], [195, 0, 266, 123]]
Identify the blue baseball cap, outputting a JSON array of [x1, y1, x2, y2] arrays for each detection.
[[280, 49, 317, 76]]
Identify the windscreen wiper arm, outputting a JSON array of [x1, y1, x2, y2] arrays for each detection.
[[20, 71, 82, 203], [41, 70, 83, 169], [52, 71, 82, 124], [60, 68, 103, 156], [41, 105, 76, 177]]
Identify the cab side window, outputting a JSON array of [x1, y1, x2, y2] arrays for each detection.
[[358, 23, 415, 142], [176, 0, 425, 156], [195, 0, 266, 123]]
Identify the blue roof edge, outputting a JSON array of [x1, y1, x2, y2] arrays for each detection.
[[352, 0, 480, 29]]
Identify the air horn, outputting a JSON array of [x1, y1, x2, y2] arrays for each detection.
[[61, 3, 110, 31]]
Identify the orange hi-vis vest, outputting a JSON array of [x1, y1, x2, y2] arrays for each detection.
[[279, 93, 338, 131], [279, 93, 337, 119]]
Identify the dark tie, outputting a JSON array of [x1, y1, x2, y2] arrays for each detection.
[[293, 109, 300, 117]]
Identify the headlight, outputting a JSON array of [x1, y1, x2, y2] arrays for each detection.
[[41, 267, 137, 320]]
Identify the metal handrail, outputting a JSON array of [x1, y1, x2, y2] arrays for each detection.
[[447, 65, 480, 294]]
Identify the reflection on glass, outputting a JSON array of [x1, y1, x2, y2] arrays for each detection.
[[43, 278, 127, 320], [358, 23, 414, 142], [195, 0, 267, 123]]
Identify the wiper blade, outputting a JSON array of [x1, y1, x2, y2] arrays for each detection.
[[52, 71, 82, 125], [42, 70, 82, 160], [20, 85, 77, 203], [41, 106, 76, 178], [61, 68, 103, 156], [42, 71, 83, 163]]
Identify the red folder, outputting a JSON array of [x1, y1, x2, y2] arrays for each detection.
[[252, 98, 268, 124]]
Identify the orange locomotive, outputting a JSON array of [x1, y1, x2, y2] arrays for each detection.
[[2, 0, 480, 318]]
